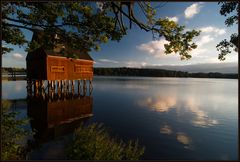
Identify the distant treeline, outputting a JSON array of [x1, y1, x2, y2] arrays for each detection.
[[2, 67, 238, 79], [94, 67, 238, 79], [2, 67, 26, 73]]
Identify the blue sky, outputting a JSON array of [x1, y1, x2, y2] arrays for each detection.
[[2, 2, 238, 69]]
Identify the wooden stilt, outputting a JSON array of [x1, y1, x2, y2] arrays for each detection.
[[66, 80, 69, 92], [71, 80, 74, 94], [83, 86, 86, 96], [41, 80, 44, 92], [60, 80, 63, 92], [62, 80, 65, 92], [84, 79, 86, 89], [53, 80, 56, 92], [78, 80, 80, 95], [89, 80, 93, 96], [69, 80, 71, 90], [89, 80, 93, 90], [57, 80, 60, 92], [33, 80, 36, 93], [39, 80, 42, 92], [35, 80, 39, 95], [83, 79, 86, 96], [52, 80, 55, 91], [48, 80, 51, 94], [89, 88, 92, 96]]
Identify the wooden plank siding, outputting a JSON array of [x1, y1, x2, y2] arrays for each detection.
[[47, 56, 93, 80]]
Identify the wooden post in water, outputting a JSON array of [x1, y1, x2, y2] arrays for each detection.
[[54, 80, 56, 92], [33, 80, 36, 93], [60, 80, 63, 92], [62, 80, 65, 93], [51, 81, 54, 91], [47, 80, 51, 94], [57, 80, 60, 93], [71, 80, 75, 94], [34, 80, 39, 95], [65, 80, 69, 93], [84, 79, 86, 89], [83, 79, 86, 96], [41, 80, 45, 92], [89, 80, 93, 90], [39, 80, 42, 92], [77, 80, 80, 95]]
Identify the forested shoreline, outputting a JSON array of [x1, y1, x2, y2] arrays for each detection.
[[94, 67, 238, 79], [2, 67, 238, 79]]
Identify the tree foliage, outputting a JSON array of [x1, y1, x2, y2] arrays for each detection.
[[2, 2, 200, 60], [1, 100, 32, 160], [217, 2, 239, 61]]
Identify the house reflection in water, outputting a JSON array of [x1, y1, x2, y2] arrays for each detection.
[[27, 92, 93, 142]]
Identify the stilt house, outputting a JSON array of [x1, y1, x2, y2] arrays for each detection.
[[26, 31, 94, 81]]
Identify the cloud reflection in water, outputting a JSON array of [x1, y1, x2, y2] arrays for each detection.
[[137, 95, 219, 128], [176, 132, 193, 149], [160, 125, 172, 135], [186, 98, 219, 127], [137, 96, 176, 113]]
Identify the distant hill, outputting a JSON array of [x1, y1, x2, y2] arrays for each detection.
[[145, 62, 238, 73]]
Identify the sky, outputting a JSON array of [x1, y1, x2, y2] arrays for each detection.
[[2, 2, 238, 73]]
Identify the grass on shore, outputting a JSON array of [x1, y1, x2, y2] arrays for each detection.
[[66, 123, 145, 160]]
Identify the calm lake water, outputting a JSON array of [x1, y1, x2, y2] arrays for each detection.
[[2, 76, 238, 160]]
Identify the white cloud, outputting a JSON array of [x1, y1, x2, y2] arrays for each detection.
[[125, 61, 147, 68], [166, 16, 178, 22], [12, 53, 23, 60], [185, 26, 226, 57], [197, 35, 214, 47], [184, 3, 203, 19], [137, 39, 170, 58], [199, 26, 226, 36], [192, 48, 207, 56], [141, 62, 147, 67], [189, 35, 214, 57], [98, 59, 119, 64]]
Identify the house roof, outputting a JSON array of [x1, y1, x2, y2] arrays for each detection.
[[45, 49, 94, 61], [27, 46, 93, 61], [28, 31, 94, 61]]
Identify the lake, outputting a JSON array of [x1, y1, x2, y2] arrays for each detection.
[[2, 76, 238, 160]]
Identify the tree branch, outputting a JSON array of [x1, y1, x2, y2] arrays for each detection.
[[110, 2, 157, 32], [4, 16, 63, 28], [3, 22, 35, 31]]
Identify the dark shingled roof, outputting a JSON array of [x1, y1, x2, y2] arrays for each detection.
[[45, 49, 93, 61], [29, 31, 94, 61]]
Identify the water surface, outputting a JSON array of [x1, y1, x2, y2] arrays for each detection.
[[2, 77, 238, 160]]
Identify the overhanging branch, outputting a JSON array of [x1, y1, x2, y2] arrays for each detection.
[[3, 23, 35, 31], [110, 2, 158, 32]]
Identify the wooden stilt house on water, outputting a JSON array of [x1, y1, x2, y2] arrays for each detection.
[[26, 31, 94, 95], [26, 47, 94, 81]]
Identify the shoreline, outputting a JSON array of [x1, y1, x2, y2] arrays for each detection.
[[1, 75, 238, 81]]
